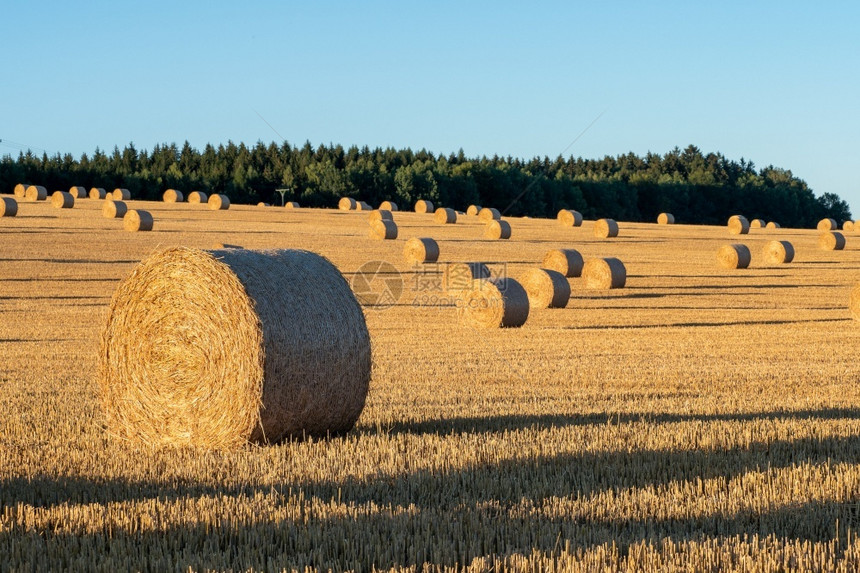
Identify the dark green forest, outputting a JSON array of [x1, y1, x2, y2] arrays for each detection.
[[0, 141, 851, 227]]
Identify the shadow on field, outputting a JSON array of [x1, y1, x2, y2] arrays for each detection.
[[0, 258, 139, 264], [557, 317, 849, 330]]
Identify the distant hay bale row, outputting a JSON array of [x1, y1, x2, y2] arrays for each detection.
[[163, 189, 184, 203], [444, 262, 490, 292], [209, 194, 230, 210], [717, 244, 751, 269], [557, 209, 583, 227], [51, 191, 74, 209], [26, 185, 47, 201], [817, 218, 838, 231], [657, 212, 674, 225], [188, 191, 208, 204], [369, 219, 397, 240], [368, 209, 393, 222], [99, 247, 371, 448], [851, 284, 860, 321], [0, 197, 17, 217], [90, 187, 107, 199], [68, 186, 87, 199], [457, 278, 529, 328], [103, 200, 128, 219], [763, 240, 795, 264], [415, 200, 434, 213], [728, 215, 750, 235], [519, 268, 570, 308], [124, 210, 153, 232], [112, 188, 131, 200], [379, 201, 398, 211], [403, 237, 439, 265], [593, 218, 619, 238], [435, 207, 457, 224], [543, 248, 583, 277], [484, 219, 511, 240], [582, 257, 626, 289], [467, 205, 481, 216], [479, 207, 501, 221], [819, 231, 845, 251]]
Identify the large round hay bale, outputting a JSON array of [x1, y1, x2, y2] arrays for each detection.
[[257, 202, 270, 207], [817, 218, 838, 231], [728, 215, 750, 235], [403, 237, 439, 265], [478, 207, 501, 221], [415, 200, 434, 213], [369, 219, 397, 240], [484, 219, 512, 240], [582, 257, 626, 289], [444, 262, 491, 292], [750, 219, 765, 229], [103, 200, 128, 219], [819, 231, 846, 251], [284, 201, 300, 209], [69, 186, 87, 199], [188, 191, 208, 204], [842, 220, 854, 232], [208, 194, 230, 210], [89, 187, 107, 200], [338, 197, 357, 210], [466, 205, 481, 216], [0, 197, 18, 217], [25, 185, 47, 201], [13, 183, 27, 198], [112, 188, 131, 200], [557, 209, 583, 227], [850, 284, 860, 321], [717, 244, 751, 269], [51, 191, 74, 209], [163, 189, 184, 203], [657, 213, 675, 225], [368, 209, 393, 222], [124, 209, 154, 232], [593, 218, 619, 238], [519, 268, 570, 309], [542, 248, 584, 277], [457, 278, 529, 328], [434, 207, 457, 224], [379, 201, 398, 211], [766, 221, 780, 229], [357, 201, 372, 211], [99, 247, 371, 448], [762, 240, 795, 264]]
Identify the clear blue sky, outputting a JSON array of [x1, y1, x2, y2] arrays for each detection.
[[4, 1, 859, 213]]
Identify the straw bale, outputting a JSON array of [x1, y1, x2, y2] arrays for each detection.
[[582, 257, 627, 289], [717, 244, 751, 269], [457, 278, 529, 328], [542, 248, 583, 277], [519, 268, 570, 309], [403, 237, 439, 265]]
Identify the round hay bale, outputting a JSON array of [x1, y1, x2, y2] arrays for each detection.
[[124, 209, 154, 232], [478, 207, 501, 221], [766, 221, 781, 229], [457, 278, 529, 328], [762, 240, 795, 264], [379, 201, 398, 211], [415, 200, 434, 213], [850, 284, 860, 321], [338, 197, 357, 210], [51, 191, 74, 209], [99, 247, 370, 448], [357, 201, 372, 211], [819, 231, 846, 251], [369, 219, 397, 240], [466, 205, 481, 216], [89, 187, 107, 200], [817, 218, 838, 231], [582, 257, 626, 289], [188, 191, 208, 204], [843, 220, 855, 232], [593, 218, 619, 238], [13, 183, 27, 198], [542, 248, 584, 278], [163, 189, 184, 203], [657, 213, 675, 225], [750, 219, 765, 229], [368, 209, 393, 222], [728, 215, 750, 235], [403, 237, 440, 265], [103, 200, 128, 219], [208, 194, 230, 210], [257, 202, 270, 207], [484, 219, 512, 240], [434, 207, 457, 224], [519, 268, 570, 309], [717, 244, 751, 269], [284, 201, 300, 209], [69, 186, 87, 199], [557, 209, 583, 227], [0, 197, 18, 217], [112, 188, 131, 200], [25, 185, 47, 201], [444, 262, 491, 292]]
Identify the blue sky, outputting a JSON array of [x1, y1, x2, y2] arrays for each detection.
[[4, 1, 859, 212]]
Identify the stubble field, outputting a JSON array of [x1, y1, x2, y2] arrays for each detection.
[[1, 197, 860, 571]]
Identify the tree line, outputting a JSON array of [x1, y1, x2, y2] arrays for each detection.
[[0, 141, 851, 226]]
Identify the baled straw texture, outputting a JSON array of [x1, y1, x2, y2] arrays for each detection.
[[112, 188, 131, 200], [0, 197, 18, 217], [593, 218, 619, 238], [13, 183, 27, 198], [357, 201, 372, 211], [717, 244, 751, 269], [484, 219, 512, 240], [163, 189, 184, 203], [25, 185, 47, 201], [750, 219, 765, 228], [851, 284, 860, 321], [819, 231, 846, 251], [368, 209, 393, 222], [51, 191, 74, 209], [209, 194, 230, 210], [457, 278, 529, 328], [843, 221, 854, 232], [444, 262, 491, 292], [103, 200, 128, 219], [89, 187, 107, 199], [657, 213, 675, 225], [766, 221, 781, 229], [379, 200, 398, 211], [817, 218, 838, 231], [478, 207, 501, 221], [762, 240, 795, 264], [557, 209, 583, 227], [582, 257, 627, 289], [434, 207, 457, 224], [99, 247, 371, 448], [124, 210, 153, 232], [338, 197, 357, 210], [542, 248, 583, 277], [69, 186, 87, 199], [284, 201, 300, 209], [188, 191, 208, 204], [369, 219, 397, 240], [519, 268, 570, 309], [466, 205, 481, 216], [728, 215, 750, 235], [403, 237, 440, 265], [415, 200, 434, 213]]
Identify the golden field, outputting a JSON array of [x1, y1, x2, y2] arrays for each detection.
[[1, 197, 860, 571]]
